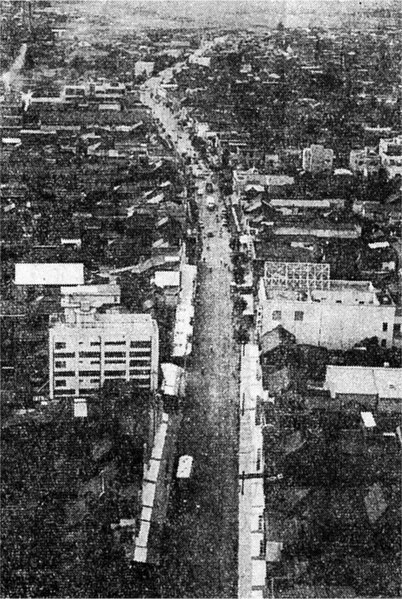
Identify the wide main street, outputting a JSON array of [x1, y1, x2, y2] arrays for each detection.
[[140, 48, 240, 597], [157, 188, 240, 598]]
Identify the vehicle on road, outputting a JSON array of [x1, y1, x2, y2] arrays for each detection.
[[205, 181, 214, 193], [207, 231, 214, 238], [206, 196, 216, 211]]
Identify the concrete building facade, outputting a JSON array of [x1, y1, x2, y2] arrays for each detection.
[[257, 279, 396, 350], [49, 312, 159, 399], [302, 144, 334, 174], [379, 135, 402, 179]]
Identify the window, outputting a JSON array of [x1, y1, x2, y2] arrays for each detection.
[[104, 370, 126, 377], [79, 371, 99, 377], [55, 380, 66, 387], [90, 379, 99, 384], [129, 351, 151, 357], [79, 351, 100, 358], [55, 361, 66, 369], [105, 359, 125, 364], [54, 389, 75, 395], [54, 352, 75, 358], [394, 324, 401, 335], [55, 342, 66, 350], [130, 372, 151, 381], [272, 310, 281, 321], [130, 341, 151, 348], [105, 341, 126, 346], [130, 360, 150, 367], [256, 448, 261, 470], [294, 311, 304, 322], [105, 352, 125, 358], [90, 361, 100, 365], [54, 371, 75, 377], [259, 540, 265, 557], [381, 339, 387, 347], [90, 341, 101, 346], [258, 515, 263, 531], [382, 322, 388, 332]]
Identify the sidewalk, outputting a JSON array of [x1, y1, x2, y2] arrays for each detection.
[[238, 344, 266, 599]]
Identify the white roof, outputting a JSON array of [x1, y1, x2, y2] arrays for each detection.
[[145, 459, 159, 483], [136, 519, 151, 547], [15, 263, 84, 285], [153, 270, 180, 288], [242, 294, 254, 316], [251, 560, 266, 586], [2, 137, 21, 144], [141, 506, 152, 521], [142, 483, 156, 507], [361, 412, 376, 428], [266, 541, 283, 562], [74, 398, 87, 418], [325, 366, 402, 399], [161, 362, 184, 396], [177, 455, 193, 479], [61, 284, 120, 296], [133, 545, 147, 562]]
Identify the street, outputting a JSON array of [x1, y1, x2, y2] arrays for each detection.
[[140, 55, 240, 597], [156, 193, 240, 598]]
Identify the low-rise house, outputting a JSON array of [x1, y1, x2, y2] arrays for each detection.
[[324, 365, 401, 413]]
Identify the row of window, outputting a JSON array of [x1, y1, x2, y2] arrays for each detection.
[[55, 356, 151, 368], [55, 343, 151, 352], [271, 312, 392, 333], [272, 311, 304, 321]]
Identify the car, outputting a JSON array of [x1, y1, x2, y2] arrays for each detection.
[[222, 219, 228, 227], [205, 182, 214, 193]]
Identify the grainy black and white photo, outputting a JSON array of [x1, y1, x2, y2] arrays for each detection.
[[1, 0, 401, 597]]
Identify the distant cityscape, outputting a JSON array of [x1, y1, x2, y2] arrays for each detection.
[[1, 0, 401, 598]]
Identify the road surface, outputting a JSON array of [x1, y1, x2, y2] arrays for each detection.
[[140, 50, 240, 596], [156, 192, 240, 598]]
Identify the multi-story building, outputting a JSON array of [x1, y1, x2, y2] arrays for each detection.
[[302, 143, 334, 174], [257, 278, 396, 350], [49, 288, 159, 399], [349, 147, 381, 176], [379, 135, 402, 179]]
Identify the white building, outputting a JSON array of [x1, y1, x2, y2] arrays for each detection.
[[379, 135, 402, 179], [15, 263, 84, 286], [49, 310, 159, 399], [134, 61, 154, 78], [349, 147, 381, 176], [257, 279, 396, 350], [302, 144, 334, 174]]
